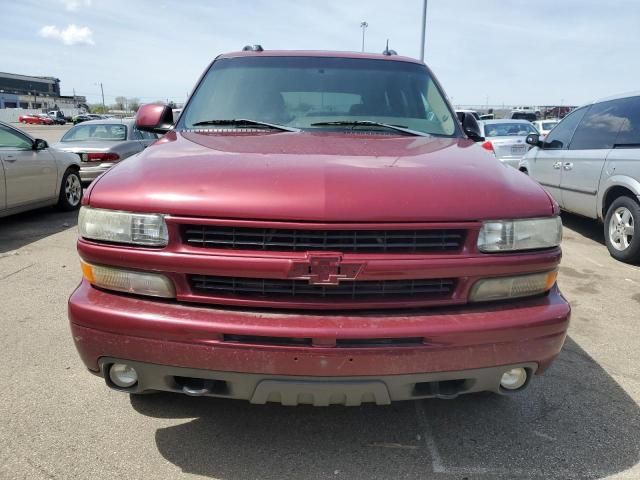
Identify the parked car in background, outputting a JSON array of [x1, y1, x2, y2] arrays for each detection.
[[478, 119, 538, 168], [47, 111, 67, 125], [543, 106, 575, 119], [524, 92, 640, 262], [0, 121, 82, 217], [18, 114, 54, 125], [513, 106, 541, 116], [73, 114, 105, 125], [455, 109, 480, 120], [53, 118, 158, 184], [532, 119, 560, 138], [509, 111, 538, 122], [68, 49, 568, 405]]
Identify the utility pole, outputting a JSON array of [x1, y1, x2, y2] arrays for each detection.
[[419, 0, 428, 61], [100, 82, 105, 110], [360, 21, 368, 52]]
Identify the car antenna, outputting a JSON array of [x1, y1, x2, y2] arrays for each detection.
[[382, 39, 397, 56]]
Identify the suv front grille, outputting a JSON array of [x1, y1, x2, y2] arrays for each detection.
[[189, 275, 455, 301], [183, 226, 465, 253]]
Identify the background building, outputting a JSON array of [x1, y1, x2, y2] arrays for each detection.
[[0, 71, 86, 111]]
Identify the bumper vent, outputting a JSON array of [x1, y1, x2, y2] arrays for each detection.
[[189, 275, 455, 301], [183, 226, 465, 253]]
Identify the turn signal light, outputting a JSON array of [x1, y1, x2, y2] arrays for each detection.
[[469, 270, 558, 302], [80, 260, 175, 298]]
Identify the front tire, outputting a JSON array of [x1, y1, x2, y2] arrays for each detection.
[[604, 196, 640, 263], [57, 169, 83, 211]]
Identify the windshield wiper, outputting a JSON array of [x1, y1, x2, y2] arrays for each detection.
[[310, 120, 429, 137], [191, 118, 299, 132]]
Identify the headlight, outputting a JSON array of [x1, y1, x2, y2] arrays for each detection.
[[477, 217, 562, 252], [78, 207, 168, 246], [469, 270, 558, 302], [81, 261, 175, 298]]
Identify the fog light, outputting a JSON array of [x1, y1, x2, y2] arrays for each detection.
[[109, 363, 138, 388], [500, 367, 527, 390]]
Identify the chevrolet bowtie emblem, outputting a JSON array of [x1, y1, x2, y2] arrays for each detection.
[[288, 253, 364, 286]]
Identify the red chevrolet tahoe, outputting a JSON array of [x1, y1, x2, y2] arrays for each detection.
[[68, 49, 570, 406]]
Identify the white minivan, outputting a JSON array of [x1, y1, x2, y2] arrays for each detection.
[[522, 92, 640, 263]]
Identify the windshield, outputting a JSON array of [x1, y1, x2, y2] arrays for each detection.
[[542, 121, 559, 130], [179, 56, 458, 136], [483, 122, 537, 137], [61, 123, 127, 142]]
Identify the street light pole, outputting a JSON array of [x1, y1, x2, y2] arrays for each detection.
[[360, 21, 368, 52], [419, 0, 428, 61], [100, 82, 105, 110]]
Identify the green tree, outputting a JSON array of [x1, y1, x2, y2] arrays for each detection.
[[127, 98, 140, 112], [88, 104, 109, 114], [115, 96, 127, 111]]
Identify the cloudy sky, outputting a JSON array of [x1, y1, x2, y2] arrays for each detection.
[[2, 0, 638, 107]]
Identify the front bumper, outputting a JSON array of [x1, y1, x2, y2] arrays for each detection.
[[98, 358, 538, 405], [69, 280, 570, 402]]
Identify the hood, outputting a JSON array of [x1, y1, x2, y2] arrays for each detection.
[[87, 131, 554, 222]]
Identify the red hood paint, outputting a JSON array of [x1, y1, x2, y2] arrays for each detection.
[[87, 131, 553, 222]]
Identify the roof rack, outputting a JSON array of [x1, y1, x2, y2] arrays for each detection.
[[242, 45, 264, 52]]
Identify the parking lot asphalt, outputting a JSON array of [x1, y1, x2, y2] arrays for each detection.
[[0, 124, 639, 479], [13, 123, 72, 144]]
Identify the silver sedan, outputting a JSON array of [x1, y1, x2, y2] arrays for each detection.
[[478, 119, 538, 168], [53, 118, 158, 184], [0, 121, 82, 218]]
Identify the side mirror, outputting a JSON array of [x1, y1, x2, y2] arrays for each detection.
[[33, 138, 48, 150], [526, 133, 542, 148], [135, 103, 174, 134], [461, 113, 484, 142]]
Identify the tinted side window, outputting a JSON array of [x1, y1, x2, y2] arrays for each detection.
[[614, 96, 640, 146], [569, 99, 627, 150], [543, 107, 587, 149]]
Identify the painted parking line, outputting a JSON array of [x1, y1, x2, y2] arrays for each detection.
[[414, 400, 445, 474]]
